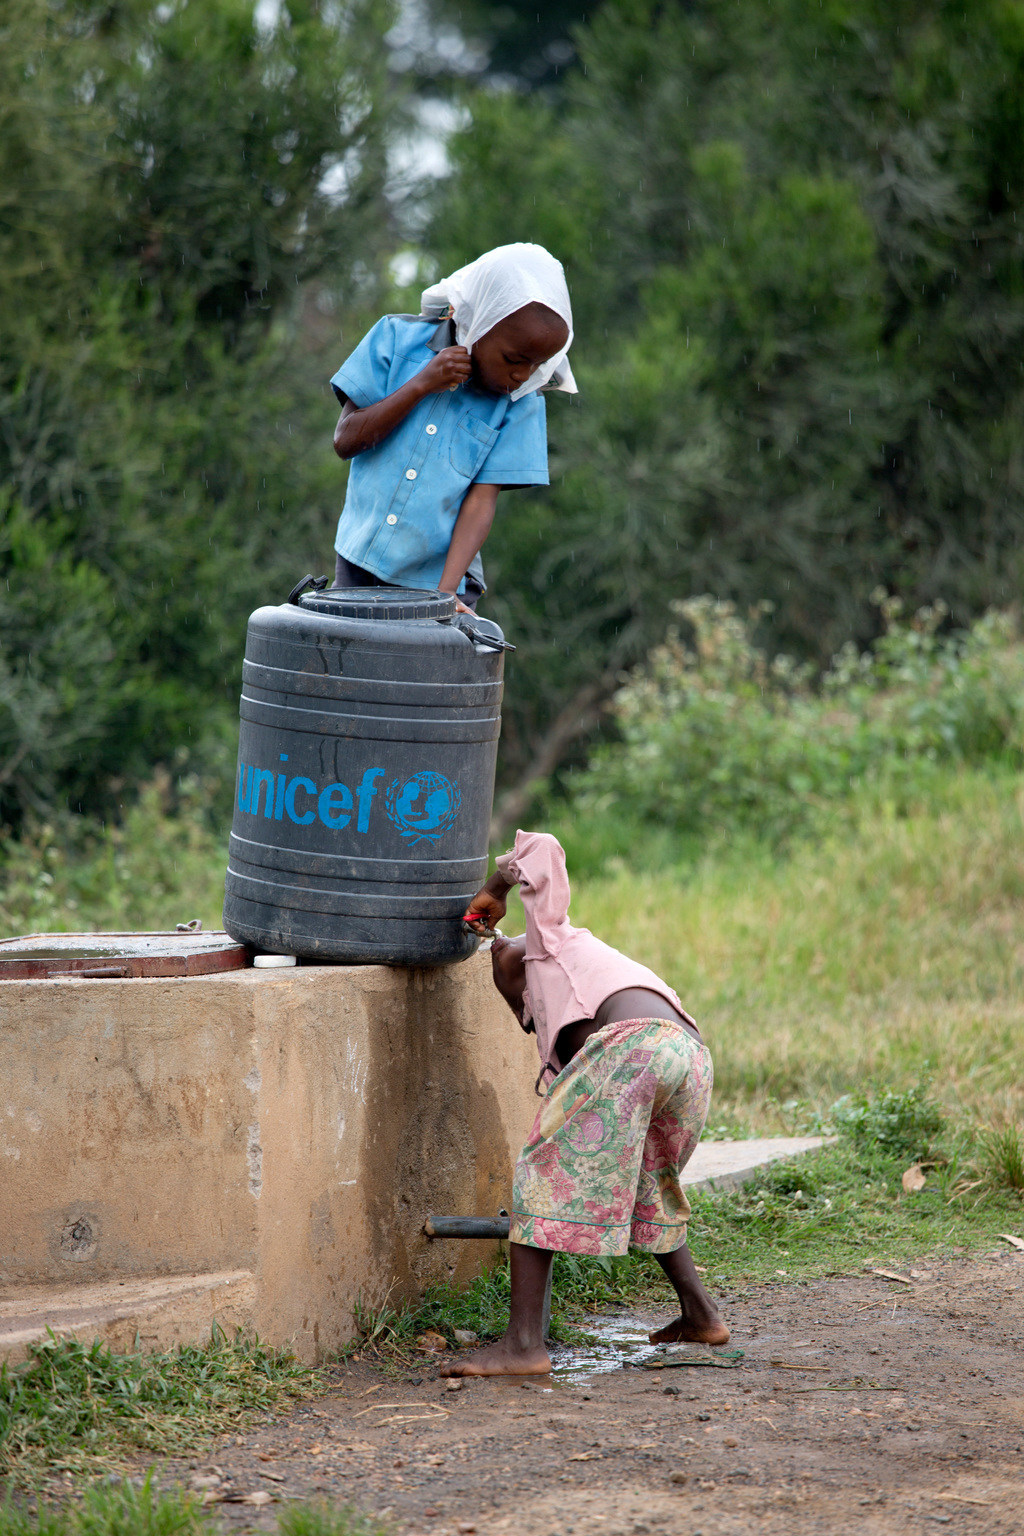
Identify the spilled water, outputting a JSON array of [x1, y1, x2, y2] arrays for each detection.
[[549, 1313, 660, 1384], [547, 1312, 744, 1385]]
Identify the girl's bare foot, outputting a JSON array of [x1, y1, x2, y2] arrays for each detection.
[[443, 1242, 555, 1375], [651, 1242, 730, 1346], [649, 1314, 731, 1346], [441, 1336, 552, 1377]]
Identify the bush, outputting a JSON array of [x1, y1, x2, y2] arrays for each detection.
[[571, 594, 1024, 845], [831, 1085, 945, 1161], [0, 769, 231, 939]]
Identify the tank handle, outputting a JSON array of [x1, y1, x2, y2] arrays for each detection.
[[454, 617, 516, 653], [287, 574, 329, 604]]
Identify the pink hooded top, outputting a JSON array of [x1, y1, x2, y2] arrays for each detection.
[[494, 830, 698, 1085]]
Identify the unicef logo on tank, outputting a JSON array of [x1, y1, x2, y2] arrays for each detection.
[[236, 758, 462, 843], [384, 770, 461, 846]]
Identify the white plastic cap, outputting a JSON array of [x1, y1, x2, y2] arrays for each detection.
[[252, 954, 298, 969]]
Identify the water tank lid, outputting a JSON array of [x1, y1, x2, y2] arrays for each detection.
[[297, 587, 455, 622]]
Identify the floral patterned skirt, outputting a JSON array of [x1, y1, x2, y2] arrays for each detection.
[[509, 1018, 713, 1257]]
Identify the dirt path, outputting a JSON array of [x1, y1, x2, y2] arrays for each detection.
[[158, 1250, 1024, 1535]]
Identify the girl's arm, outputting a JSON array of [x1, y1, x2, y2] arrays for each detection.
[[464, 832, 572, 948], [333, 345, 472, 459], [437, 483, 499, 612], [464, 864, 516, 933]]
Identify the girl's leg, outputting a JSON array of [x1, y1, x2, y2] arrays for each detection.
[[442, 1242, 554, 1377], [649, 1243, 730, 1346]]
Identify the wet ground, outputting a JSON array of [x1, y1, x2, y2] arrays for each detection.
[[154, 1249, 1024, 1535]]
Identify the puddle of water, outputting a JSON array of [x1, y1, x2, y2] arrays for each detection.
[[550, 1314, 660, 1384], [549, 1312, 749, 1385]]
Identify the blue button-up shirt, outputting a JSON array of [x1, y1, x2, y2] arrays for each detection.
[[331, 315, 549, 593]]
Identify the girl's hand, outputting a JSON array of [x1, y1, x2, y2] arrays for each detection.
[[463, 880, 509, 935], [419, 346, 472, 393]]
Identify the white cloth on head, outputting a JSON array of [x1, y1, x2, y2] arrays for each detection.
[[420, 243, 576, 401]]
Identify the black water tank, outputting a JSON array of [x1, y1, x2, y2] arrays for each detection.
[[223, 582, 508, 965]]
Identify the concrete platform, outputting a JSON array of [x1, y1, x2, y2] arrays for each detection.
[[0, 955, 541, 1362], [0, 1270, 256, 1367], [682, 1135, 832, 1194], [0, 1137, 833, 1367]]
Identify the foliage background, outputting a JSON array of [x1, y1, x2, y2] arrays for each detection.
[[3, 0, 1024, 845], [432, 0, 1024, 793], [1, 0, 394, 830]]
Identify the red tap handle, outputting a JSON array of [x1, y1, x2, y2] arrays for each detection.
[[463, 911, 497, 938]]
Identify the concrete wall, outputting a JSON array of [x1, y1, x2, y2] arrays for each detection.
[[0, 955, 539, 1360]]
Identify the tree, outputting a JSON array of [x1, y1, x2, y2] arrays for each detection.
[[406, 0, 596, 91], [0, 0, 396, 827], [428, 0, 1024, 812]]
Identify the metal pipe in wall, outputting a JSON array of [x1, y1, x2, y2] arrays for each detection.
[[424, 1215, 511, 1239]]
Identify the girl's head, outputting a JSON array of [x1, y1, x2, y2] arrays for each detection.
[[489, 930, 528, 1022], [420, 242, 575, 401], [471, 302, 569, 396]]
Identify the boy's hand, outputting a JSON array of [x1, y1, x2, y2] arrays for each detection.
[[438, 483, 499, 610], [420, 346, 472, 393], [333, 345, 472, 459]]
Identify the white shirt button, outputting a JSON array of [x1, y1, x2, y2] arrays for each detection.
[[386, 514, 398, 525], [405, 468, 418, 480], [425, 423, 438, 435]]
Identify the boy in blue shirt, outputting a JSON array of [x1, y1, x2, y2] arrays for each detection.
[[330, 244, 575, 612]]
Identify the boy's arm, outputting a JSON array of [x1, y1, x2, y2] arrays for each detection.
[[333, 345, 472, 460], [438, 483, 499, 613]]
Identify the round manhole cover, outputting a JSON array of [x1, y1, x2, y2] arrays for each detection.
[[0, 931, 250, 979]]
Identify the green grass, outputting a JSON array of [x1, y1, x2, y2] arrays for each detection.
[[0, 1477, 209, 1536], [689, 1130, 1023, 1293], [979, 1122, 1024, 1192], [0, 1330, 316, 1483], [550, 766, 1024, 1134], [276, 1504, 393, 1536], [0, 1479, 391, 1536]]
